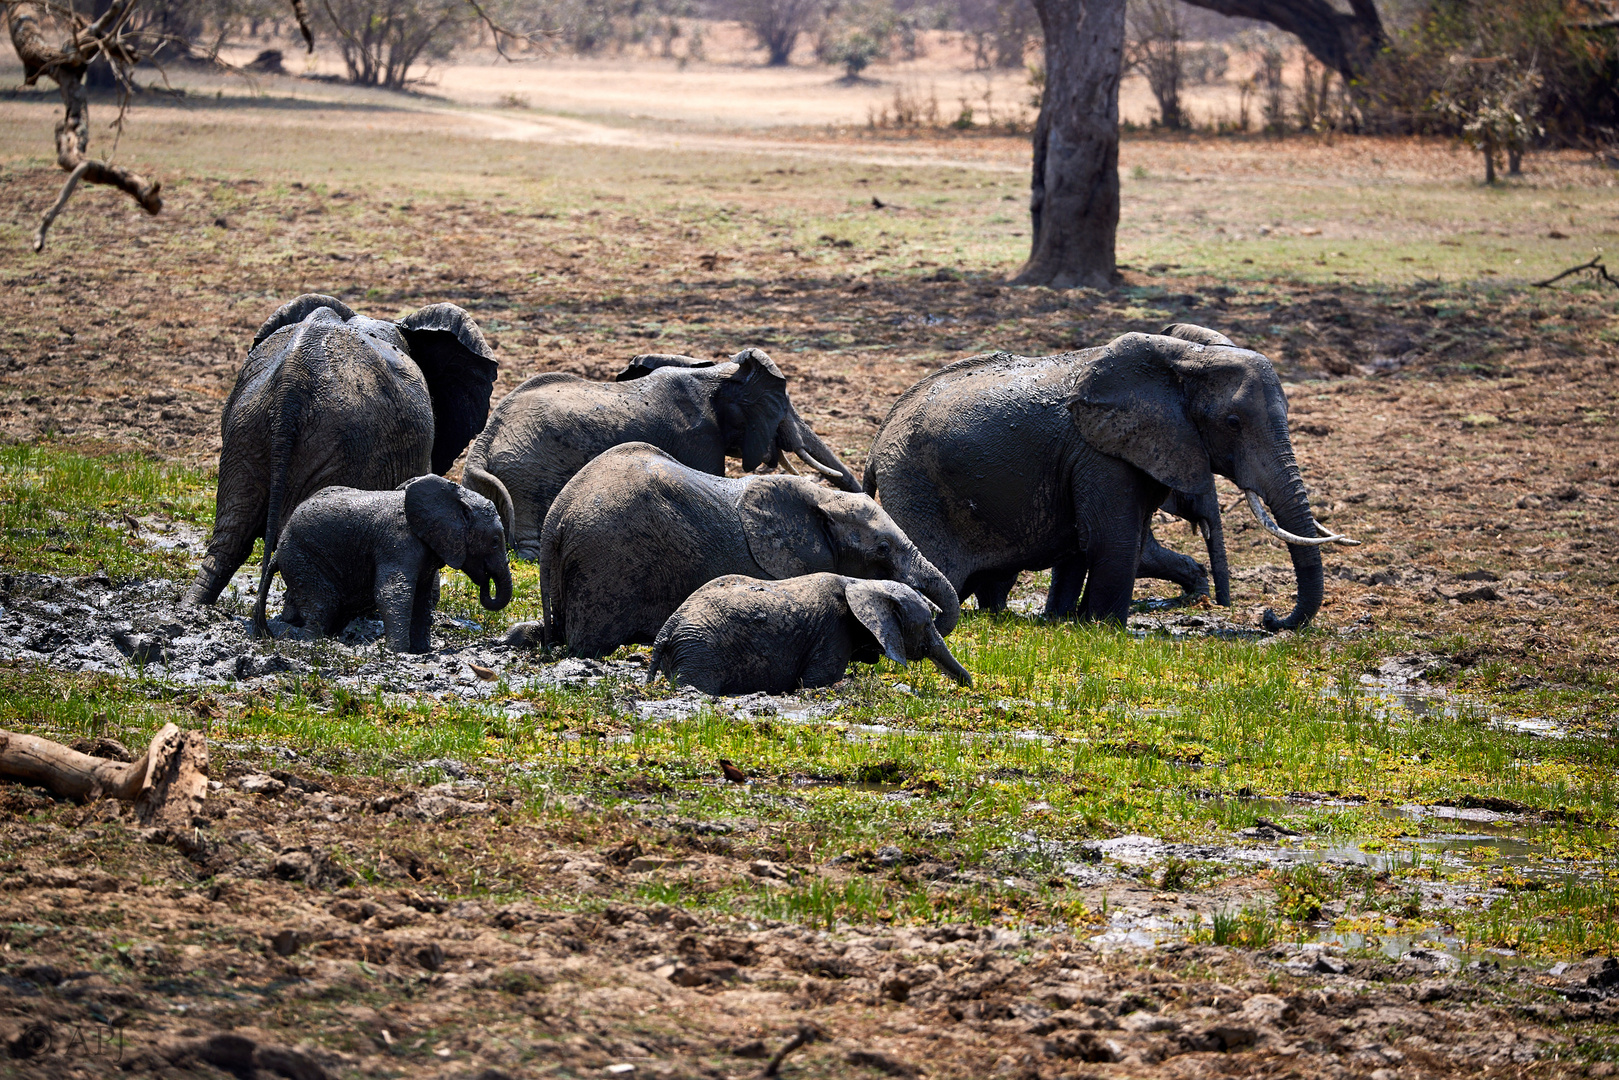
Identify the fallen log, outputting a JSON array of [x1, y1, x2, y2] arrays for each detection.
[[0, 722, 208, 829]]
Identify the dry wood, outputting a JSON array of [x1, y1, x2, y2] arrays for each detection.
[[0, 722, 208, 828], [6, 0, 161, 251], [1533, 256, 1619, 290], [5, 0, 314, 252]]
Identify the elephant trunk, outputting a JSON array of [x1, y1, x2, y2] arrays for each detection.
[[926, 626, 972, 686], [1255, 458, 1324, 632], [908, 556, 961, 636], [480, 563, 513, 612], [785, 412, 862, 492]]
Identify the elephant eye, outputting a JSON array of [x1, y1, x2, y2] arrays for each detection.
[[1225, 414, 1241, 431], [876, 541, 891, 557]]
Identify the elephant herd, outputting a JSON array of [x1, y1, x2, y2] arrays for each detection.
[[185, 293, 1355, 696]]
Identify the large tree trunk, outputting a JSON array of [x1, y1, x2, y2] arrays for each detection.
[[1180, 0, 1385, 84], [1015, 0, 1127, 290]]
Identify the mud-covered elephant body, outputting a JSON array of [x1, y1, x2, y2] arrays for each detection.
[[536, 442, 959, 658], [865, 325, 1350, 629], [261, 475, 512, 653], [186, 294, 498, 609], [462, 349, 858, 560], [649, 573, 971, 696]]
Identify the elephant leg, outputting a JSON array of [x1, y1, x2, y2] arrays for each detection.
[[1138, 528, 1208, 601], [187, 467, 265, 605], [375, 566, 422, 653], [409, 569, 438, 654], [1044, 553, 1086, 618], [1078, 541, 1140, 625], [966, 568, 1020, 613]]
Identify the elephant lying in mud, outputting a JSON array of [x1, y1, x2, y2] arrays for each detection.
[[864, 324, 1353, 630], [462, 348, 859, 560], [649, 573, 972, 695], [257, 475, 511, 654], [519, 442, 958, 658], [186, 294, 499, 610]]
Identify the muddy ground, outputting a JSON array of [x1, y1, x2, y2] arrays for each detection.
[[3, 755, 1618, 1080], [3, 110, 1619, 1076]]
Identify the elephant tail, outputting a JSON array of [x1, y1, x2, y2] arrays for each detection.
[[862, 454, 879, 498], [254, 377, 307, 636], [540, 516, 565, 650], [252, 549, 278, 638], [462, 460, 515, 546], [645, 632, 667, 687]]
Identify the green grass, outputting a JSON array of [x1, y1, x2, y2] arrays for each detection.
[[0, 444, 1613, 952], [0, 442, 214, 580]]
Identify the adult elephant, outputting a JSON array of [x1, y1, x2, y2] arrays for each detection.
[[534, 442, 958, 658], [185, 294, 499, 609], [864, 325, 1353, 630], [462, 348, 859, 560]]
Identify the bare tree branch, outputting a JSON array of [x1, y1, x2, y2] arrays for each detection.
[[1532, 256, 1619, 289]]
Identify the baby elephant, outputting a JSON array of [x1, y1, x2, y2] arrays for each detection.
[[648, 573, 972, 696], [255, 474, 512, 653]]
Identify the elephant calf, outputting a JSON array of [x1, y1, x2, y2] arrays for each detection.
[[649, 573, 971, 696], [530, 442, 959, 659], [256, 475, 512, 654]]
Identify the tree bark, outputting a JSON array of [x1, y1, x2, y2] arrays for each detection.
[[1179, 0, 1385, 84], [1014, 0, 1127, 290]]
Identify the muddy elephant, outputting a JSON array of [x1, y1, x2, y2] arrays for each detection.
[[864, 325, 1353, 630], [530, 442, 959, 658], [649, 573, 972, 696], [186, 294, 499, 610], [462, 348, 859, 560], [258, 475, 511, 654]]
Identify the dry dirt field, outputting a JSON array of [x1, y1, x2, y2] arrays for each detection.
[[0, 48, 1618, 1080]]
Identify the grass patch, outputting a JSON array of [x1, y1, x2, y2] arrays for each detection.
[[0, 441, 214, 580]]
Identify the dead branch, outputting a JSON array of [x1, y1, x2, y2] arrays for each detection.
[[6, 0, 313, 251], [460, 0, 554, 62], [1532, 256, 1619, 290], [0, 722, 208, 829], [6, 0, 161, 251]]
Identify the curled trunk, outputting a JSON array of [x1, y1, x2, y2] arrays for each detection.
[[479, 564, 512, 611]]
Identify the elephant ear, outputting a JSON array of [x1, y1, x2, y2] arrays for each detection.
[[1161, 323, 1236, 348], [404, 474, 470, 570], [1067, 332, 1214, 494], [615, 353, 716, 381], [845, 579, 914, 664], [728, 348, 789, 473], [251, 294, 356, 350], [739, 479, 833, 579], [398, 304, 501, 476]]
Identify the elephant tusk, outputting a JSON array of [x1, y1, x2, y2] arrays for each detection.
[[793, 449, 845, 481], [1314, 517, 1359, 545], [776, 454, 801, 475], [1243, 490, 1359, 547]]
